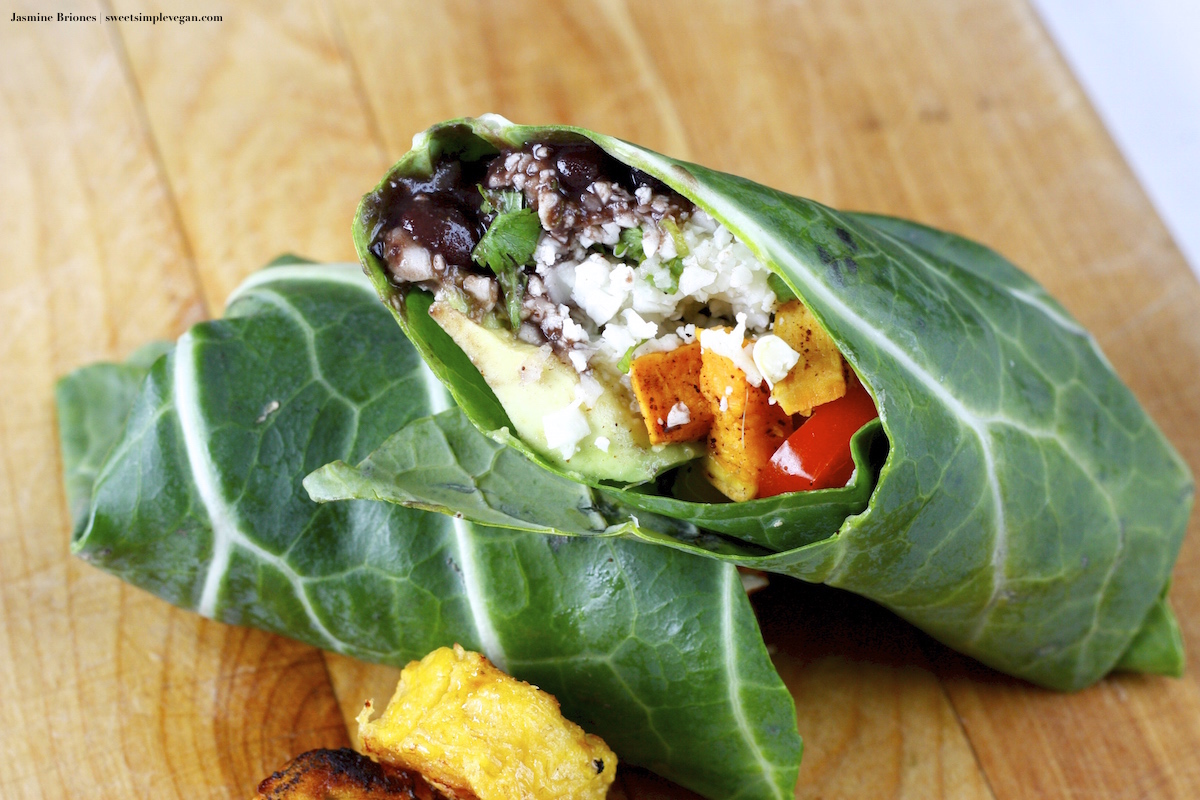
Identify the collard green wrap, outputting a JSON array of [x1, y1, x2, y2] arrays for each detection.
[[59, 260, 802, 800], [316, 116, 1192, 691]]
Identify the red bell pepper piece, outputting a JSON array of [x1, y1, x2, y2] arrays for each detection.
[[757, 378, 878, 497]]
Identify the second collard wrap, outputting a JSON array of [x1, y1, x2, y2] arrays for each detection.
[[311, 116, 1193, 691], [61, 260, 802, 800]]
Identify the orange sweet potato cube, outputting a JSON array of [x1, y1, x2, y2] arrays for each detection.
[[629, 343, 713, 444], [771, 300, 847, 415], [698, 349, 794, 502]]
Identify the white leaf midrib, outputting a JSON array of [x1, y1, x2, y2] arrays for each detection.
[[450, 514, 508, 671], [174, 332, 340, 649], [721, 566, 788, 799], [417, 357, 506, 668]]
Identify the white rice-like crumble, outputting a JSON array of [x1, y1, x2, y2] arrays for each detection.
[[533, 209, 779, 371], [521, 208, 794, 459]]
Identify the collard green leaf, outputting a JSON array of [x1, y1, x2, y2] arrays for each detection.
[[349, 117, 1193, 691], [604, 419, 886, 550], [1113, 586, 1184, 677], [59, 262, 801, 800], [57, 340, 172, 530], [306, 407, 611, 535], [766, 272, 798, 303], [307, 411, 883, 554], [264, 253, 318, 267]]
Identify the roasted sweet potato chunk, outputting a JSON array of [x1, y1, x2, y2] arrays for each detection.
[[698, 349, 794, 501], [772, 300, 846, 415], [629, 342, 713, 444]]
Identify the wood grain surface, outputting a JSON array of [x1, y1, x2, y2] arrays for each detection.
[[2, 0, 1198, 797]]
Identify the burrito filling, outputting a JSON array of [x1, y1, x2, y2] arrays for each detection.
[[368, 138, 876, 499]]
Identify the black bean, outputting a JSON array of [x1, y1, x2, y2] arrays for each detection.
[[400, 196, 479, 267], [555, 142, 605, 192]]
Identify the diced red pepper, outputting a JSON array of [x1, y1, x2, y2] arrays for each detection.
[[757, 378, 878, 497]]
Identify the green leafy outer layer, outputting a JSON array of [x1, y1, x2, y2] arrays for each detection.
[[59, 263, 801, 800], [309, 407, 884, 555], [347, 117, 1193, 691]]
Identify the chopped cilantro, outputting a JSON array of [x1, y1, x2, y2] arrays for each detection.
[[659, 257, 686, 294], [767, 272, 798, 302], [478, 186, 524, 216], [614, 227, 645, 263], [440, 285, 470, 316], [472, 207, 541, 328], [617, 342, 643, 374], [659, 218, 689, 258]]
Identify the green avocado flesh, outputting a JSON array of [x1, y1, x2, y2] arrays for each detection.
[[429, 302, 701, 484]]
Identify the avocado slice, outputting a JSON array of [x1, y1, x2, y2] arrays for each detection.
[[429, 303, 701, 484]]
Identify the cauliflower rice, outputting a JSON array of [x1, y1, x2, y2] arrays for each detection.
[[526, 208, 780, 371]]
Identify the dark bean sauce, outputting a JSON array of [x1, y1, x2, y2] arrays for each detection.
[[554, 142, 604, 192], [511, 139, 669, 201], [367, 157, 488, 267], [397, 196, 479, 267], [369, 137, 674, 273]]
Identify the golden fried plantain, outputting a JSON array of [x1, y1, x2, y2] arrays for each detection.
[[358, 645, 616, 800]]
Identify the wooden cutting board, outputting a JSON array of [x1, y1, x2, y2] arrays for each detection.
[[3, 1, 1199, 797]]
